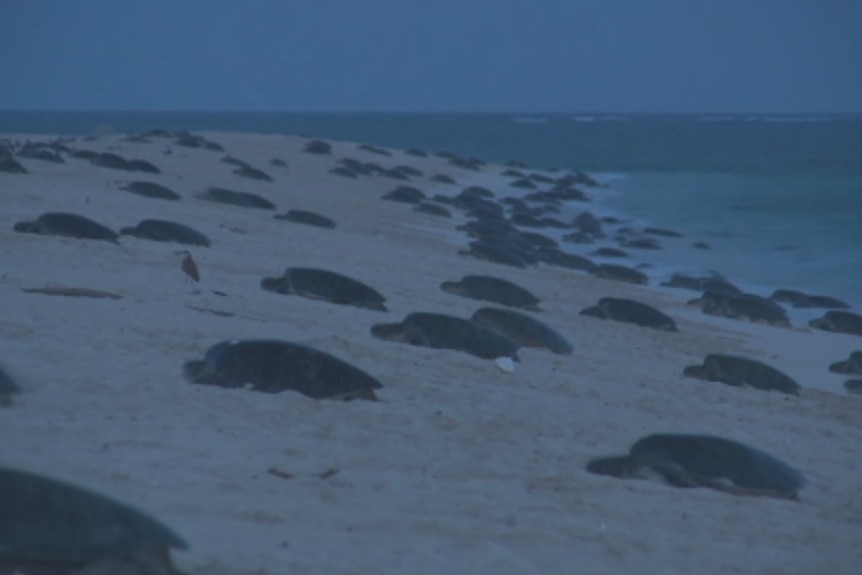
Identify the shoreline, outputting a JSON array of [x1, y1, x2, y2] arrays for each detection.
[[2, 130, 860, 574]]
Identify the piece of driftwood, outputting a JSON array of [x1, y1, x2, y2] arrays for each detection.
[[21, 286, 122, 299]]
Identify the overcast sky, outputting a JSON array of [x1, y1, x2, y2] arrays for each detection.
[[1, 0, 859, 113]]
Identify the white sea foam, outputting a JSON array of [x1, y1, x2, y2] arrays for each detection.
[[511, 117, 549, 124]]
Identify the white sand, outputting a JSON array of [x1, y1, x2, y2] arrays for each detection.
[[2, 132, 860, 574]]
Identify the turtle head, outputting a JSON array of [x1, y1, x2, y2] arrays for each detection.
[[682, 363, 707, 379], [439, 280, 462, 294], [578, 305, 605, 319], [182, 360, 214, 383], [370, 322, 407, 342], [260, 277, 284, 292], [13, 221, 35, 233], [586, 455, 637, 479]]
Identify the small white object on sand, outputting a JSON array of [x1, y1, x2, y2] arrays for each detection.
[[495, 357, 515, 373]]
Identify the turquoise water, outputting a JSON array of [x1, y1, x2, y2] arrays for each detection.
[[2, 111, 860, 305], [603, 170, 862, 306]]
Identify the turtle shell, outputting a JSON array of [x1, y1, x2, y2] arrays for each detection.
[[0, 467, 186, 570]]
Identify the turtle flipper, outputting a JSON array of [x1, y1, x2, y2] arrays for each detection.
[[75, 549, 186, 575], [647, 461, 702, 488]]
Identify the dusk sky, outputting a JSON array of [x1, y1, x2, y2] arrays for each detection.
[[1, 0, 859, 113]]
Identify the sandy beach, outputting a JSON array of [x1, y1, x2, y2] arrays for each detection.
[[1, 131, 860, 574]]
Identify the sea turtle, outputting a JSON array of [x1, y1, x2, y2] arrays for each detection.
[[17, 143, 65, 163], [620, 237, 661, 250], [458, 242, 531, 269], [381, 186, 426, 204], [232, 165, 272, 182], [844, 380, 862, 394], [261, 267, 387, 311], [643, 226, 683, 238], [197, 187, 276, 210], [69, 149, 99, 161], [540, 250, 597, 272], [371, 312, 520, 361], [393, 164, 423, 177], [0, 150, 28, 173], [683, 354, 801, 395], [413, 202, 452, 218], [0, 364, 21, 407], [91, 152, 132, 170], [689, 291, 790, 326], [829, 351, 862, 375], [184, 339, 382, 400], [588, 263, 648, 285], [13, 212, 119, 243], [220, 155, 249, 168], [591, 246, 630, 258], [770, 288, 850, 309], [0, 466, 187, 574], [470, 307, 572, 354], [303, 140, 332, 154], [586, 433, 806, 500], [809, 310, 862, 336], [119, 181, 181, 201], [127, 159, 160, 174], [518, 231, 558, 250], [120, 219, 211, 247], [440, 275, 541, 311], [510, 213, 546, 228], [174, 133, 223, 151], [659, 273, 735, 292], [428, 173, 456, 185], [579, 297, 678, 332], [274, 210, 336, 229]]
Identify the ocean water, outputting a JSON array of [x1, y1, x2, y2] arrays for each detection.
[[2, 111, 860, 306]]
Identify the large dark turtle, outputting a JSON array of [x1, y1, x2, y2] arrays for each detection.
[[579, 297, 678, 332], [829, 351, 862, 375], [120, 219, 211, 247], [119, 181, 181, 201], [770, 288, 850, 309], [232, 165, 272, 182], [381, 186, 426, 204], [844, 380, 862, 394], [0, 466, 187, 574], [683, 354, 801, 395], [371, 312, 520, 361], [458, 242, 530, 269], [0, 364, 21, 407], [274, 210, 336, 229], [261, 267, 387, 312], [197, 187, 275, 210], [13, 212, 119, 243], [660, 273, 740, 294], [689, 291, 790, 326], [127, 159, 160, 174], [541, 250, 597, 272], [173, 133, 223, 151], [809, 310, 862, 337], [588, 263, 648, 285], [470, 307, 572, 354], [586, 433, 806, 500], [590, 247, 630, 259], [440, 275, 541, 311], [183, 339, 382, 400], [0, 152, 28, 173], [91, 152, 132, 170], [413, 202, 451, 218]]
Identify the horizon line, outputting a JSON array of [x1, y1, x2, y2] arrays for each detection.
[[1, 109, 860, 117]]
